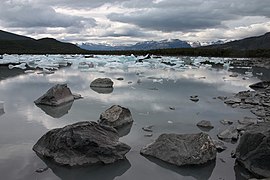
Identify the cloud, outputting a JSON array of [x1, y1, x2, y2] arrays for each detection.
[[101, 26, 154, 38], [0, 0, 270, 44], [0, 1, 96, 28], [108, 0, 270, 32]]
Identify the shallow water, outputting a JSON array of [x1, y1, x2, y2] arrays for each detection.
[[0, 55, 265, 180]]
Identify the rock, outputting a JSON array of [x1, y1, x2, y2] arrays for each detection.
[[35, 167, 49, 173], [196, 120, 214, 129], [236, 122, 270, 178], [116, 77, 124, 81], [98, 105, 133, 129], [238, 117, 258, 125], [90, 78, 114, 88], [190, 95, 199, 102], [229, 73, 238, 77], [251, 109, 267, 117], [33, 121, 131, 166], [144, 134, 153, 137], [224, 97, 241, 105], [220, 119, 233, 125], [169, 107, 175, 110], [231, 150, 236, 158], [249, 81, 270, 90], [213, 140, 227, 152], [0, 101, 4, 116], [217, 96, 227, 101], [142, 126, 153, 132], [34, 84, 80, 106], [140, 132, 217, 166], [217, 126, 239, 141]]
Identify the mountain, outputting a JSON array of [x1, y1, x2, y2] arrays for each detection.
[[0, 30, 87, 54], [205, 32, 270, 50], [80, 39, 191, 51], [0, 30, 34, 41]]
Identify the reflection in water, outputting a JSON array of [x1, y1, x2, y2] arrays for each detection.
[[0, 102, 4, 116], [90, 86, 114, 94], [142, 156, 216, 180], [36, 101, 74, 118], [234, 162, 254, 180], [0, 66, 26, 81], [0, 110, 4, 116], [42, 157, 131, 180]]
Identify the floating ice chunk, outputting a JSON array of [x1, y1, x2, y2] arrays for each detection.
[[24, 70, 35, 74], [37, 68, 54, 74], [153, 79, 163, 84], [8, 63, 27, 70], [78, 62, 95, 69]]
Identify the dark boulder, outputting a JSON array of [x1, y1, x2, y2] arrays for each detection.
[[99, 105, 133, 128], [140, 132, 216, 166], [33, 121, 131, 166], [249, 81, 270, 90], [34, 84, 81, 106], [236, 122, 270, 178], [90, 78, 114, 88]]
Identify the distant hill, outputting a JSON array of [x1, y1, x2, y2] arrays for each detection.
[[0, 30, 34, 41], [80, 39, 191, 51], [0, 30, 87, 54], [205, 32, 270, 50]]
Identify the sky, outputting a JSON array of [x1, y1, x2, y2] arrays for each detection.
[[0, 0, 270, 45]]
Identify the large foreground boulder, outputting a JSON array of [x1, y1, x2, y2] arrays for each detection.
[[34, 84, 81, 106], [33, 121, 131, 166], [236, 122, 270, 178], [140, 132, 216, 166], [99, 105, 133, 128]]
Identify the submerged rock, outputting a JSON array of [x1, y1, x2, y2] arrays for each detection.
[[217, 126, 238, 141], [213, 140, 227, 152], [220, 119, 233, 125], [99, 105, 133, 129], [34, 84, 81, 106], [90, 78, 114, 88], [236, 122, 270, 178], [140, 132, 216, 166], [33, 121, 131, 166]]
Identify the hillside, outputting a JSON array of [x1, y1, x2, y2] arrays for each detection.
[[0, 30, 87, 54], [205, 32, 270, 50]]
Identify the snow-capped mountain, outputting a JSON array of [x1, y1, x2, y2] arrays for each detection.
[[79, 39, 191, 51]]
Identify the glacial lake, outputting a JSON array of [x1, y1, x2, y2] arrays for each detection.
[[0, 54, 268, 180]]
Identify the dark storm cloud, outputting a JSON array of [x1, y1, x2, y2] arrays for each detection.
[[0, 1, 96, 28], [108, 0, 270, 32]]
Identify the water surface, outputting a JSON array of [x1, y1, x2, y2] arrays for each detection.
[[0, 55, 264, 180]]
